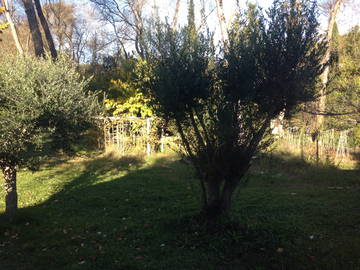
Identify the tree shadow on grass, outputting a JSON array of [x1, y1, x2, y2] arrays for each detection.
[[0, 153, 202, 269], [0, 152, 359, 270], [350, 150, 360, 167]]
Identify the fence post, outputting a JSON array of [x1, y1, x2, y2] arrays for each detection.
[[160, 128, 165, 153], [146, 118, 151, 156], [116, 123, 120, 152]]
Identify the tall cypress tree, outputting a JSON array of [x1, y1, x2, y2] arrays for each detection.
[[188, 0, 195, 30]]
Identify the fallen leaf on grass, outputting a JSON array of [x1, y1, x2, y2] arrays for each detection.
[[135, 244, 145, 249]]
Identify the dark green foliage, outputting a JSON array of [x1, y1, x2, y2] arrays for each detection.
[[0, 54, 101, 166], [325, 25, 360, 144], [143, 24, 214, 120], [0, 54, 101, 215], [332, 26, 359, 114], [140, 0, 326, 220], [222, 1, 325, 115], [84, 55, 138, 100]]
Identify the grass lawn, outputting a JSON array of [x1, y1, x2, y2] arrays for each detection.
[[0, 152, 359, 270]]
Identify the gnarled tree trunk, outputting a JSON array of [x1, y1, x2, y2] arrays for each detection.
[[202, 172, 247, 222], [1, 163, 17, 215]]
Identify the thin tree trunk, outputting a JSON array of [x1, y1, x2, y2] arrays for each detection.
[[175, 118, 208, 210], [315, 0, 343, 163], [133, 3, 145, 58], [317, 0, 343, 127], [33, 0, 57, 59], [2, 165, 18, 215], [21, 0, 44, 57], [26, 29, 31, 51], [172, 0, 181, 30], [2, 0, 23, 54], [199, 0, 206, 30], [215, 0, 229, 46], [152, 0, 159, 20]]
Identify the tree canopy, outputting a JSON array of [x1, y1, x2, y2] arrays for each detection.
[[140, 0, 326, 220], [0, 54, 101, 215]]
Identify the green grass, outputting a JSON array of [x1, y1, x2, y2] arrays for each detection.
[[0, 151, 359, 270]]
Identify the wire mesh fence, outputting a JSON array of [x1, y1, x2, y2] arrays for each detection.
[[98, 117, 178, 156], [277, 127, 354, 164]]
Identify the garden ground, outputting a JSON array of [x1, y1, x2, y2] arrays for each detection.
[[0, 152, 359, 270]]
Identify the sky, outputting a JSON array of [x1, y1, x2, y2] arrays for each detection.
[[70, 0, 359, 53], [222, 0, 359, 34], [72, 0, 359, 35], [8, 0, 359, 34], [149, 0, 359, 42]]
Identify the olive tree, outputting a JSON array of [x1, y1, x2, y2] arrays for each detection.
[[141, 0, 326, 221], [0, 55, 100, 216]]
